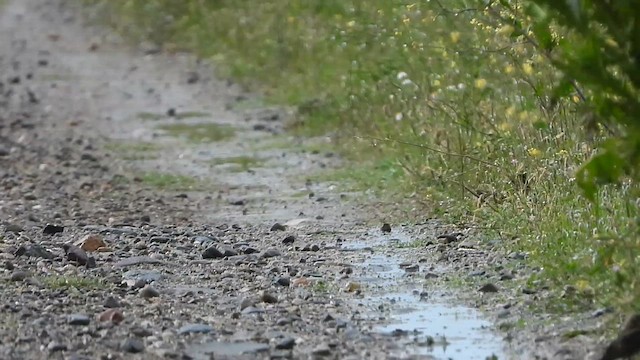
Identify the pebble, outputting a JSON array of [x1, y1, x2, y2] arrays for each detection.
[[115, 256, 162, 267], [380, 223, 392, 233], [139, 285, 160, 299], [261, 291, 278, 304], [76, 234, 106, 252], [270, 223, 286, 231], [123, 269, 163, 284], [10, 270, 29, 282], [62, 244, 89, 266], [202, 247, 224, 259], [178, 323, 214, 335], [312, 344, 332, 356], [98, 309, 124, 324], [275, 337, 296, 350], [47, 341, 67, 352], [120, 338, 145, 353], [276, 277, 290, 287], [261, 249, 281, 258], [68, 314, 90, 326], [194, 236, 215, 246], [282, 235, 295, 244], [43, 224, 64, 235], [478, 283, 499, 293]]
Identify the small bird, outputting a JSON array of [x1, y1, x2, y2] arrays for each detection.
[[600, 313, 640, 360]]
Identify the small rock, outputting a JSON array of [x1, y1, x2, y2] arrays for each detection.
[[75, 234, 106, 252], [380, 223, 392, 233], [345, 282, 361, 292], [478, 283, 499, 293], [310, 244, 320, 252], [139, 285, 160, 299], [130, 326, 153, 337], [282, 235, 295, 244], [275, 337, 296, 350], [437, 233, 460, 244], [104, 296, 121, 308], [150, 236, 171, 244], [68, 314, 90, 326], [178, 323, 214, 335], [194, 236, 215, 246], [10, 270, 29, 282], [5, 224, 23, 233], [202, 247, 224, 259], [47, 341, 67, 353], [271, 223, 286, 232], [403, 264, 419, 273], [261, 249, 281, 259], [243, 247, 258, 254], [261, 292, 278, 304], [522, 288, 537, 295], [43, 224, 64, 235], [114, 256, 162, 268], [98, 309, 124, 325], [62, 244, 89, 266], [276, 277, 290, 287], [120, 338, 144, 353], [499, 272, 515, 281], [312, 344, 332, 356], [167, 108, 176, 117], [424, 272, 439, 279], [4, 261, 14, 271], [123, 270, 163, 284]]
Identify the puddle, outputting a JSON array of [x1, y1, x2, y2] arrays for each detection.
[[350, 229, 505, 359]]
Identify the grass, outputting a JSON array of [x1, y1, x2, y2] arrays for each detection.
[[105, 140, 160, 160], [82, 1, 639, 316], [138, 171, 203, 190], [209, 156, 264, 172], [39, 275, 105, 290], [158, 123, 235, 143]]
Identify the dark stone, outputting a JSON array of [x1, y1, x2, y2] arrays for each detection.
[[121, 338, 145, 353], [270, 223, 286, 232], [311, 244, 320, 252], [62, 244, 89, 266], [380, 223, 392, 233], [43, 224, 64, 235], [243, 247, 258, 254], [10, 270, 29, 282], [261, 292, 278, 304], [47, 341, 67, 352], [68, 314, 90, 326], [104, 296, 121, 308], [478, 283, 499, 293], [202, 247, 224, 259], [150, 236, 171, 243], [167, 108, 176, 117], [276, 277, 290, 287], [275, 337, 296, 350], [5, 224, 23, 233], [282, 235, 295, 245]]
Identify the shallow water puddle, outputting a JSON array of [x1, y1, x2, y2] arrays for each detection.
[[371, 293, 504, 359], [348, 229, 505, 359]]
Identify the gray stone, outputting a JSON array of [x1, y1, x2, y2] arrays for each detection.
[[123, 269, 163, 284], [68, 314, 90, 326], [121, 338, 145, 353], [275, 337, 296, 350], [178, 323, 214, 335], [115, 256, 162, 267]]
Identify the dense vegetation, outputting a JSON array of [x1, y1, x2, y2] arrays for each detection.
[[84, 0, 640, 314]]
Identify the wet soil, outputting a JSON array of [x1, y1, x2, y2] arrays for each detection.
[[0, 0, 613, 359]]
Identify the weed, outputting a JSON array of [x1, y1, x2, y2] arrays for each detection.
[[158, 123, 235, 143], [105, 140, 160, 160], [137, 111, 210, 121], [208, 156, 263, 172], [139, 171, 203, 190], [40, 275, 104, 290]]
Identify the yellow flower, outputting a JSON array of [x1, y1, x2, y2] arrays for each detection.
[[497, 24, 514, 36], [522, 63, 534, 75], [505, 106, 516, 117], [346, 20, 356, 28], [474, 78, 488, 90], [450, 32, 461, 44], [498, 122, 512, 132], [528, 148, 542, 157], [519, 110, 530, 122], [504, 64, 515, 74], [433, 79, 441, 87]]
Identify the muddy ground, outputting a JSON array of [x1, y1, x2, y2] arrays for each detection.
[[0, 1, 616, 359]]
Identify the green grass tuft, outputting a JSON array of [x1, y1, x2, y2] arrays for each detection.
[[158, 123, 235, 143]]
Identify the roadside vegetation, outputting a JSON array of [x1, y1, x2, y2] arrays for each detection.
[[81, 0, 640, 315]]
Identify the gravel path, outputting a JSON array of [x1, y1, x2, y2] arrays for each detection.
[[0, 1, 611, 359]]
